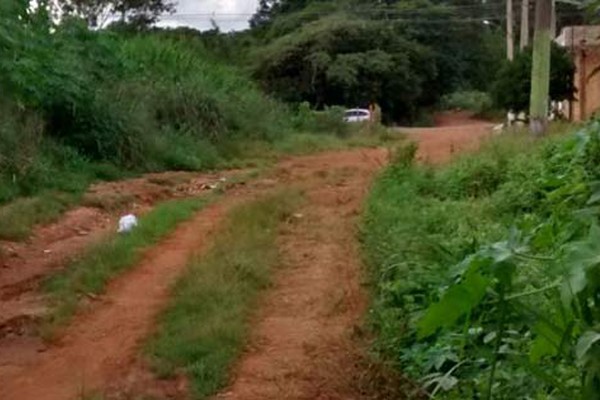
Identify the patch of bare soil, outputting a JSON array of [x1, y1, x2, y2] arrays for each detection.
[[403, 123, 495, 164], [0, 123, 492, 400]]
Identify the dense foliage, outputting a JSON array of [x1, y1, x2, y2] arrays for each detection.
[[363, 126, 600, 399], [245, 0, 505, 124], [0, 2, 294, 204], [492, 43, 576, 113]]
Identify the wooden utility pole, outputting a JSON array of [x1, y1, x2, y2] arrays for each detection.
[[507, 0, 515, 60], [520, 0, 529, 49], [529, 0, 553, 135], [550, 0, 556, 38]]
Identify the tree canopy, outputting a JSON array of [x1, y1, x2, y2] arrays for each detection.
[[246, 0, 505, 123], [492, 43, 575, 113], [54, 0, 174, 27]]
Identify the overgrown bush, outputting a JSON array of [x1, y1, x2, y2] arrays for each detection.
[[0, 5, 299, 205], [492, 43, 575, 112], [292, 102, 350, 137], [363, 124, 600, 399], [440, 91, 494, 116]]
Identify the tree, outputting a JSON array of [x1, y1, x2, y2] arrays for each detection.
[[252, 14, 437, 123], [250, 0, 277, 28], [247, 0, 505, 122], [56, 0, 175, 27], [529, 0, 552, 135], [492, 43, 574, 113]]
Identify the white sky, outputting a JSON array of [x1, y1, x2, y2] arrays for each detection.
[[157, 0, 259, 32]]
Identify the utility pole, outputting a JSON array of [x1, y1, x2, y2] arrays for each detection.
[[507, 0, 515, 60], [520, 0, 529, 49], [529, 0, 553, 135], [550, 0, 556, 38]]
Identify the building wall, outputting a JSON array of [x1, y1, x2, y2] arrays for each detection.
[[571, 46, 600, 121]]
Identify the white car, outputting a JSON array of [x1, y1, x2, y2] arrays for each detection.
[[343, 108, 371, 123]]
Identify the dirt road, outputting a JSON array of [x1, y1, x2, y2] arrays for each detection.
[[0, 119, 492, 400]]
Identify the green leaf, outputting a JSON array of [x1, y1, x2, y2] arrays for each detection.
[[576, 330, 600, 362], [530, 320, 562, 363], [560, 223, 600, 305], [417, 271, 490, 339], [586, 189, 600, 205]]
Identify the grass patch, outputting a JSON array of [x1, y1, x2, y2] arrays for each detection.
[[229, 129, 402, 165], [42, 196, 213, 335], [0, 192, 78, 241], [145, 189, 301, 399]]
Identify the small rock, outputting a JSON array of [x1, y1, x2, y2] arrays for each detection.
[[2, 264, 10, 269], [43, 249, 51, 254], [293, 213, 304, 220]]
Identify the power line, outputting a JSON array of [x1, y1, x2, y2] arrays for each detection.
[[169, 6, 508, 18]]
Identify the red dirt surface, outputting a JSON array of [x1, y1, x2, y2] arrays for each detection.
[[401, 112, 496, 164], [0, 121, 492, 400], [216, 150, 386, 400], [0, 186, 257, 400]]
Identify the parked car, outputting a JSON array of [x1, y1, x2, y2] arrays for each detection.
[[343, 108, 371, 123]]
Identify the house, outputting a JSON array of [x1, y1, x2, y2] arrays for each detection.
[[556, 26, 600, 121]]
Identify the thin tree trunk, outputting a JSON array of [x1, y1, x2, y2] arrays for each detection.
[[529, 0, 553, 136], [507, 0, 515, 60], [520, 0, 529, 49]]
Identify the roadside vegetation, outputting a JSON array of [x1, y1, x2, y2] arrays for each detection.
[[42, 196, 211, 335], [0, 2, 383, 240], [363, 124, 600, 399], [146, 190, 301, 398], [0, 15, 285, 202]]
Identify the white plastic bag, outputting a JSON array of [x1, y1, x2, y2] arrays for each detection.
[[118, 214, 138, 234]]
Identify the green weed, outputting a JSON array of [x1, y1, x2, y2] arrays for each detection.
[[145, 190, 301, 399], [0, 193, 77, 240]]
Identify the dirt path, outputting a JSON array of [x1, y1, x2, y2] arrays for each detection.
[[400, 112, 496, 164], [0, 122, 492, 400], [216, 150, 386, 400], [0, 170, 242, 343], [0, 186, 259, 400]]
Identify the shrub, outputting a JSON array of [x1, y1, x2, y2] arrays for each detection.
[[363, 125, 600, 399], [0, 11, 300, 205], [492, 43, 575, 112], [440, 90, 494, 115]]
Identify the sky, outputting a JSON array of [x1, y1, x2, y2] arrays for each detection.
[[157, 0, 259, 32]]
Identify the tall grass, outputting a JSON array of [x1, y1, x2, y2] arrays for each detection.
[[146, 190, 301, 399], [0, 12, 296, 208]]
